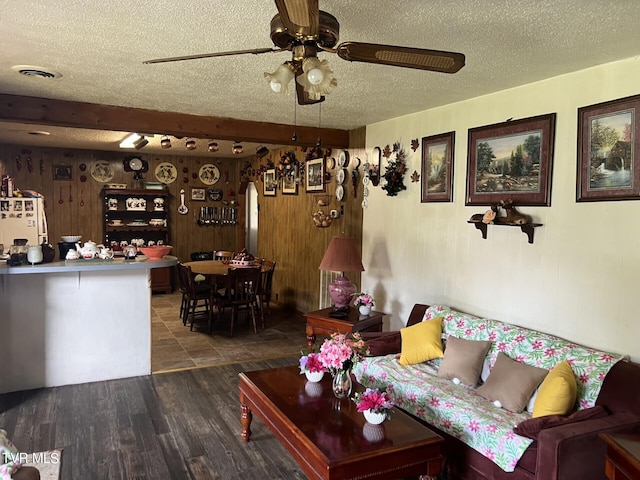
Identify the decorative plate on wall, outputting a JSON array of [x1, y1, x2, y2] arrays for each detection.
[[155, 162, 177, 184], [198, 164, 221, 185], [91, 162, 114, 183]]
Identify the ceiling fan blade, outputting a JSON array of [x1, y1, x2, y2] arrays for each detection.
[[143, 47, 281, 64], [336, 42, 465, 74], [274, 0, 319, 38], [295, 82, 324, 105]]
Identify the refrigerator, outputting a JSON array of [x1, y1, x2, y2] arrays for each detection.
[[0, 196, 48, 246]]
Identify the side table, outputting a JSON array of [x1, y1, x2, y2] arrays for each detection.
[[304, 307, 385, 352], [600, 433, 640, 480]]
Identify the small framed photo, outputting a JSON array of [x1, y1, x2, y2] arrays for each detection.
[[466, 113, 556, 206], [53, 164, 73, 181], [264, 169, 277, 196], [305, 158, 325, 192], [282, 166, 298, 195], [421, 131, 455, 202], [190, 187, 206, 201], [577, 94, 640, 202]]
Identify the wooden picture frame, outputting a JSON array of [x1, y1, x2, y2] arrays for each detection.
[[282, 165, 298, 195], [421, 131, 455, 202], [190, 187, 206, 201], [264, 169, 277, 196], [577, 94, 640, 202], [53, 164, 73, 181], [466, 113, 556, 206], [305, 158, 325, 192]]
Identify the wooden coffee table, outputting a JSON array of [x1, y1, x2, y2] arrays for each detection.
[[239, 365, 444, 480]]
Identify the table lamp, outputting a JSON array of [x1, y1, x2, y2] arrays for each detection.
[[319, 235, 365, 317]]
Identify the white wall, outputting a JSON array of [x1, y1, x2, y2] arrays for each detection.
[[362, 57, 640, 362]]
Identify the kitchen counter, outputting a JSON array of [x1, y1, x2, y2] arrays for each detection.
[[0, 256, 178, 394], [0, 255, 177, 274]]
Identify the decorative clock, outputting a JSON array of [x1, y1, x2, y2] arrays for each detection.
[[123, 156, 149, 181]]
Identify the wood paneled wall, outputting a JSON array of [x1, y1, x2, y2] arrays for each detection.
[[0, 144, 239, 263], [1, 131, 365, 313], [244, 136, 365, 313]]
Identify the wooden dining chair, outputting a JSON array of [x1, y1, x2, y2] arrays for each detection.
[[176, 263, 215, 331], [214, 250, 234, 261], [258, 260, 276, 325], [216, 266, 261, 336]]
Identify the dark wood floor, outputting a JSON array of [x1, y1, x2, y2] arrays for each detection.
[[0, 357, 307, 480]]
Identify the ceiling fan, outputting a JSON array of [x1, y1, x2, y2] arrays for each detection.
[[143, 0, 465, 105]]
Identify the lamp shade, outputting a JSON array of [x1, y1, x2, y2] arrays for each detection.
[[319, 236, 365, 273], [319, 236, 364, 309]]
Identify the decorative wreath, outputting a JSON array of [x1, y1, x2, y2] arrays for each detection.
[[381, 142, 408, 197]]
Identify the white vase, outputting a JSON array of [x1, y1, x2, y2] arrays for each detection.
[[305, 370, 325, 383], [359, 305, 371, 316], [363, 409, 386, 425]]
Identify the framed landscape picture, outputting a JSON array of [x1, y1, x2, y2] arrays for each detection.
[[305, 158, 325, 192], [421, 131, 455, 202], [465, 113, 556, 206], [264, 169, 277, 196], [577, 94, 640, 202], [282, 166, 298, 195]]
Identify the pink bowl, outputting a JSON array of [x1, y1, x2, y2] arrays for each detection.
[[138, 245, 172, 259]]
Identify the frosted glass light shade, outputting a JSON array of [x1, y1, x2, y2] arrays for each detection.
[[264, 63, 295, 94], [297, 56, 337, 99]]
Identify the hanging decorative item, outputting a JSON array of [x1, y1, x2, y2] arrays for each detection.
[[411, 138, 420, 152], [277, 150, 299, 178], [411, 170, 420, 182], [381, 142, 408, 197]]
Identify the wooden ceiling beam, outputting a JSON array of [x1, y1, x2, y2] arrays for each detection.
[[0, 94, 350, 149]]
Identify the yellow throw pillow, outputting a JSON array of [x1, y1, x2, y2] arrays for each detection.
[[398, 317, 444, 366], [532, 360, 577, 418]]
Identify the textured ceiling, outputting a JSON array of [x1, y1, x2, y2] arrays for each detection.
[[2, 0, 640, 155]]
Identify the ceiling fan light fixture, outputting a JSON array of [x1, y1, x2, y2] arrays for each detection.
[[232, 142, 243, 155], [264, 62, 295, 94], [208, 141, 219, 152], [161, 136, 172, 148], [185, 138, 197, 150], [297, 57, 337, 98]]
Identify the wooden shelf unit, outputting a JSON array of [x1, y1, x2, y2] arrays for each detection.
[[103, 188, 172, 293]]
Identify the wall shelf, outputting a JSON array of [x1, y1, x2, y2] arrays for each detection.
[[467, 221, 543, 244]]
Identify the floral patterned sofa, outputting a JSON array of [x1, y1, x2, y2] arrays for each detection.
[[354, 304, 640, 480]]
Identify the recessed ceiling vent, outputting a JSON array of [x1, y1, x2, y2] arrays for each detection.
[[11, 65, 62, 79]]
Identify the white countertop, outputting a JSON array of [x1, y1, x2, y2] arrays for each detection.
[[0, 255, 178, 274]]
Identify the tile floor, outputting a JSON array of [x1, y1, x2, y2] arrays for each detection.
[[151, 292, 308, 372]]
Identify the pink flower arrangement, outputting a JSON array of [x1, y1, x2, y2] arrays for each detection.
[[353, 388, 394, 417], [352, 292, 375, 308], [318, 332, 369, 374], [299, 352, 326, 374]]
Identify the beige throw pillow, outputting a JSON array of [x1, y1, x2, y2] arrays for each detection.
[[477, 352, 548, 413], [437, 336, 491, 387]]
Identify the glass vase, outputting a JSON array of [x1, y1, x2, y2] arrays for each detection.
[[331, 369, 352, 398]]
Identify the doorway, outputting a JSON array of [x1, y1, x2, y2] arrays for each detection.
[[246, 182, 258, 255]]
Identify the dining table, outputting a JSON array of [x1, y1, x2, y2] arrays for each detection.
[[183, 260, 266, 276]]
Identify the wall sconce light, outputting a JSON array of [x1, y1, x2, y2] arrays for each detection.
[[133, 136, 149, 150], [232, 142, 243, 155], [160, 136, 172, 149], [185, 138, 197, 151], [208, 141, 219, 152]]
